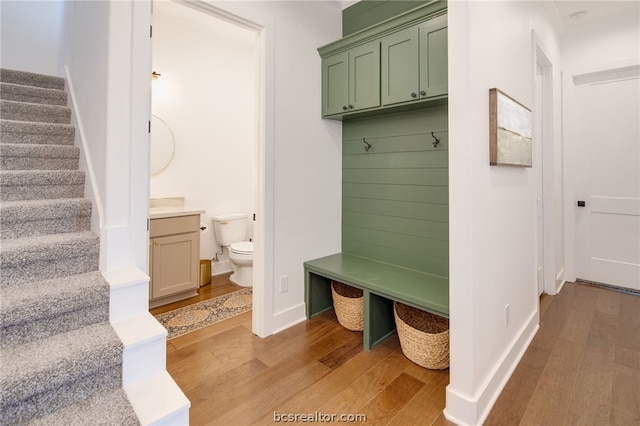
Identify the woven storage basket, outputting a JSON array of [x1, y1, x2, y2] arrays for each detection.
[[394, 302, 449, 369], [331, 281, 364, 331]]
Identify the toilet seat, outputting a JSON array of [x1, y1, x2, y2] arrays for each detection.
[[230, 241, 253, 255]]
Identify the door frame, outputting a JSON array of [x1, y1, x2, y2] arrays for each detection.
[[144, 0, 272, 336], [533, 37, 558, 296]]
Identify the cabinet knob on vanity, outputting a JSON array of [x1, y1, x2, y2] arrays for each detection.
[[342, 106, 348, 111], [348, 104, 354, 109], [420, 90, 426, 96], [411, 92, 417, 98]]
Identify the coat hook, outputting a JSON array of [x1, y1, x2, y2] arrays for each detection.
[[431, 132, 440, 148], [363, 138, 372, 152]]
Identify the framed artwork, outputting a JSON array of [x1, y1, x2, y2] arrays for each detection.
[[489, 88, 532, 167]]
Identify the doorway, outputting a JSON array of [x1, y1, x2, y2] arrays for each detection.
[[149, 1, 266, 328]]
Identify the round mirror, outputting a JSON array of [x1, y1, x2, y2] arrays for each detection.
[[150, 114, 175, 175]]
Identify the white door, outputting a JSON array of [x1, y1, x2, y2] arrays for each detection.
[[571, 76, 640, 291]]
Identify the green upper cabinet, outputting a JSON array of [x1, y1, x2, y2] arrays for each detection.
[[381, 14, 447, 106], [419, 14, 448, 99], [322, 41, 380, 116], [318, 3, 447, 119]]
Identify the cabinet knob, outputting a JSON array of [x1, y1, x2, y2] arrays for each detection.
[[411, 92, 417, 98], [420, 90, 426, 96], [348, 104, 354, 109], [342, 106, 347, 111], [155, 240, 160, 246]]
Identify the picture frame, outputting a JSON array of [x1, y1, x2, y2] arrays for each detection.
[[489, 88, 532, 167]]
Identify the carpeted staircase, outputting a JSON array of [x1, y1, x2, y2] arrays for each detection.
[[0, 69, 140, 425]]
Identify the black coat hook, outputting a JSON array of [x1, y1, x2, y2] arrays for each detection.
[[363, 138, 372, 152], [431, 132, 440, 148]]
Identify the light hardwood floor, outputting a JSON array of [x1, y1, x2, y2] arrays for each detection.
[[157, 280, 639, 425], [486, 282, 640, 425]]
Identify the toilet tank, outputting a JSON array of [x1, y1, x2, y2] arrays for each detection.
[[211, 213, 249, 246]]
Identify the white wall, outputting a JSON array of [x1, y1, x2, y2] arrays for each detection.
[[150, 1, 257, 268], [447, 2, 562, 424], [63, 0, 152, 274], [0, 1, 64, 76]]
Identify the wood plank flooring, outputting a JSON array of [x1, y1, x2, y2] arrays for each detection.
[[485, 282, 640, 426], [158, 279, 639, 425]]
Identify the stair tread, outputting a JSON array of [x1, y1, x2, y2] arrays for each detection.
[[0, 321, 123, 406], [0, 271, 108, 327], [0, 142, 79, 158], [0, 69, 65, 90], [28, 388, 139, 426], [0, 169, 85, 185], [0, 198, 91, 221]]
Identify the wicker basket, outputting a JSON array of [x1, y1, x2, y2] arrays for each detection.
[[394, 302, 449, 369], [331, 281, 364, 331]]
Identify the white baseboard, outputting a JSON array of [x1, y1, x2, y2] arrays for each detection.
[[271, 302, 306, 335], [556, 268, 565, 293], [445, 310, 539, 425]]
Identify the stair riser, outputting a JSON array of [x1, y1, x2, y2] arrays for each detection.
[[1, 85, 67, 106], [1, 157, 79, 171], [0, 254, 99, 287], [0, 215, 91, 239], [1, 92, 67, 106], [1, 102, 71, 124], [1, 305, 108, 348], [1, 365, 122, 425], [1, 121, 75, 145], [0, 184, 85, 201]]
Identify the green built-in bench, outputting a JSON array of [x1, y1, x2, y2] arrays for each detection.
[[304, 252, 449, 350]]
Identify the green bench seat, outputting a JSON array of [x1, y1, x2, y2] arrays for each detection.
[[304, 252, 449, 350]]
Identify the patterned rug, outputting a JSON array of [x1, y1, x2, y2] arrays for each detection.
[[154, 287, 252, 339]]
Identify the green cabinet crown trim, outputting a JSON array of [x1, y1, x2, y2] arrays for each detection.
[[318, 0, 446, 57], [343, 0, 433, 37]]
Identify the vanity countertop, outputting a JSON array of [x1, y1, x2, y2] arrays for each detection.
[[149, 206, 205, 219]]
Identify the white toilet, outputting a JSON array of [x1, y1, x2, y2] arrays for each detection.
[[212, 213, 253, 287]]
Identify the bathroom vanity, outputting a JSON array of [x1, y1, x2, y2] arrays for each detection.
[[149, 199, 205, 308]]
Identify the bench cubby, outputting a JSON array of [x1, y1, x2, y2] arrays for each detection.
[[304, 252, 448, 350]]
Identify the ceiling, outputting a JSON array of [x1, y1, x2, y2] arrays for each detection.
[[551, 0, 640, 29], [342, 1, 640, 30]]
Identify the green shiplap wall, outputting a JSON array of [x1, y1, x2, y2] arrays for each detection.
[[343, 0, 432, 37], [342, 107, 448, 277]]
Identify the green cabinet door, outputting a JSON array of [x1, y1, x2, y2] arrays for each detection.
[[349, 41, 381, 112], [381, 27, 419, 106], [322, 41, 380, 117], [419, 15, 448, 99], [322, 52, 349, 116]]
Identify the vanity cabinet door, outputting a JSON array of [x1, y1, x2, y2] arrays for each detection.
[[419, 15, 448, 99], [150, 231, 199, 299], [149, 214, 200, 303]]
